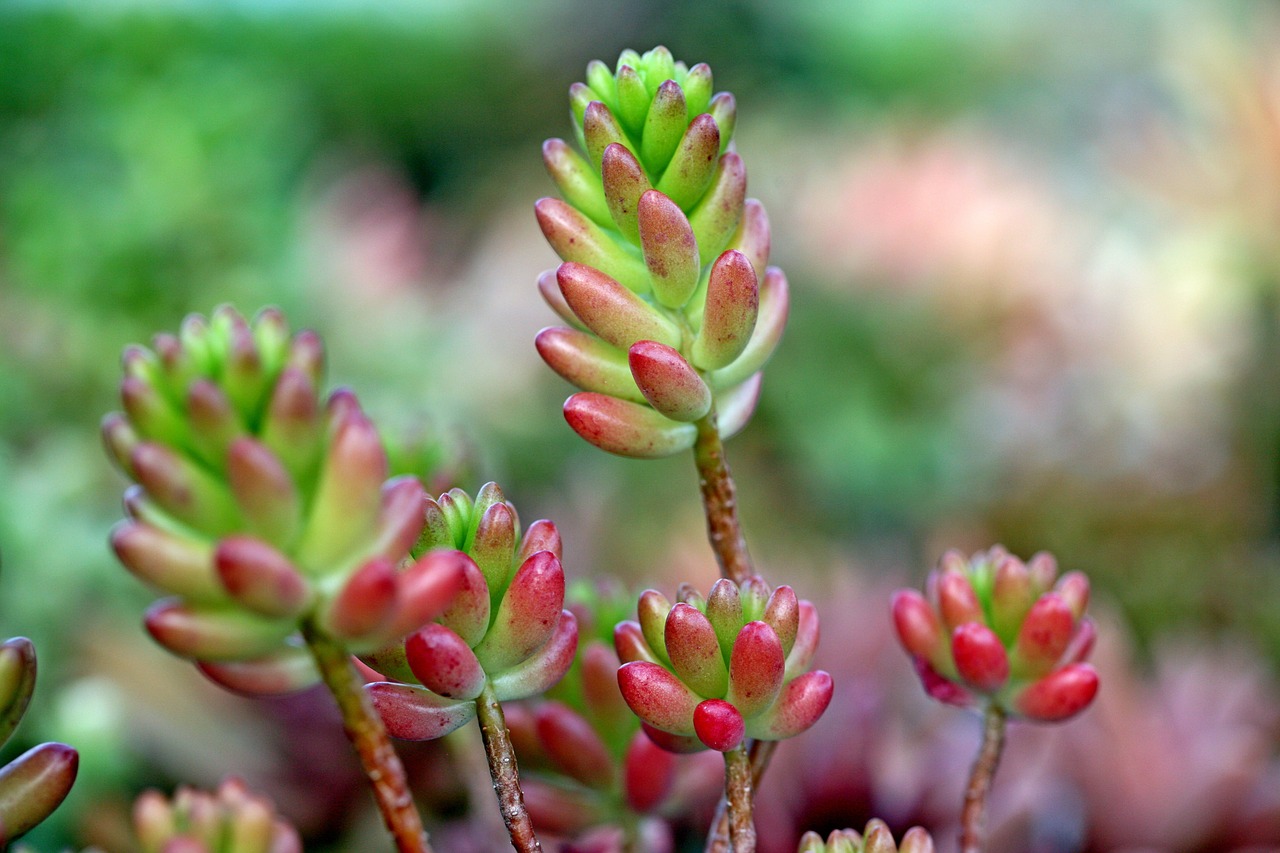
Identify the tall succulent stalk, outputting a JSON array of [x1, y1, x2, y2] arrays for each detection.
[[535, 47, 793, 849]]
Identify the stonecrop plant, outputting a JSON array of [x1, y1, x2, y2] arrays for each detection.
[[54, 45, 1102, 853]]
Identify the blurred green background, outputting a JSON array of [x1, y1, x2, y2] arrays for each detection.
[[1, 0, 1278, 849]]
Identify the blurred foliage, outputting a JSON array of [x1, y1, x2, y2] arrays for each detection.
[[1, 0, 1278, 849]]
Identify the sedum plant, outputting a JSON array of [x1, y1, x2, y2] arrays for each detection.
[[67, 44, 1105, 853]]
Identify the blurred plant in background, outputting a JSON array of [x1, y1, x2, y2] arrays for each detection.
[[1, 0, 1279, 850]]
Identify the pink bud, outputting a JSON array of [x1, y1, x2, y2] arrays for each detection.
[[296, 405, 386, 568], [259, 367, 321, 478], [936, 571, 983, 633], [197, 650, 317, 696], [534, 701, 614, 790], [185, 379, 243, 461], [900, 827, 936, 853], [582, 101, 630, 172], [1014, 663, 1099, 722], [469, 501, 517, 599], [601, 142, 649, 243], [726, 621, 785, 718], [535, 199, 650, 293], [688, 152, 746, 259], [563, 393, 697, 458], [744, 669, 833, 741], [382, 550, 466, 641], [226, 438, 301, 547], [784, 600, 820, 679], [131, 442, 239, 534], [1062, 617, 1097, 665], [617, 661, 700, 736], [623, 729, 676, 811], [891, 590, 942, 661], [0, 743, 79, 840], [111, 521, 222, 602], [727, 199, 770, 282], [665, 603, 729, 698], [322, 558, 397, 641], [705, 578, 743, 659], [101, 412, 141, 477], [691, 250, 759, 371], [406, 624, 486, 701], [369, 477, 427, 563], [628, 341, 713, 423], [638, 589, 673, 663], [144, 599, 293, 661], [537, 269, 586, 331], [951, 623, 1010, 693], [762, 586, 799, 659], [990, 555, 1033, 642], [580, 641, 630, 725], [1055, 571, 1090, 619], [693, 699, 744, 752], [366, 682, 475, 741], [708, 92, 736, 146], [655, 113, 721, 209], [542, 137, 612, 228], [436, 554, 491, 648], [614, 620, 661, 665], [488, 610, 578, 700], [516, 519, 562, 563], [638, 190, 700, 309], [536, 326, 644, 402], [912, 658, 972, 708], [714, 372, 764, 441], [1027, 551, 1058, 592], [556, 262, 682, 351], [639, 722, 705, 754], [474, 551, 565, 673], [1013, 593, 1075, 677], [213, 537, 311, 619]]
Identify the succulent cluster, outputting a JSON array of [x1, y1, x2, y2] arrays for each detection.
[[362, 483, 578, 739], [132, 777, 301, 853], [891, 547, 1098, 721], [615, 576, 832, 753], [797, 821, 934, 853], [536, 46, 789, 457], [103, 306, 464, 693], [0, 638, 77, 846]]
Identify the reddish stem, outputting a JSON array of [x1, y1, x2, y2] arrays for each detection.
[[704, 740, 775, 853], [693, 412, 752, 583], [476, 682, 543, 852], [960, 704, 1007, 853], [723, 743, 757, 852], [302, 620, 432, 853]]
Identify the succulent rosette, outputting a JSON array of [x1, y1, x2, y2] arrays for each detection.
[[0, 638, 77, 846], [536, 46, 789, 458], [797, 820, 934, 853], [132, 777, 301, 853], [891, 546, 1099, 722], [361, 483, 579, 740], [102, 306, 463, 694], [615, 576, 832, 753]]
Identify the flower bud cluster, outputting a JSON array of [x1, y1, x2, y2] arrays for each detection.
[[536, 47, 790, 458], [797, 820, 934, 853], [891, 546, 1099, 721], [131, 777, 301, 853], [616, 576, 832, 753], [0, 638, 78, 846], [103, 306, 463, 693], [362, 483, 578, 740]]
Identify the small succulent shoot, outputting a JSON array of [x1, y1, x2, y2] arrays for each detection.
[[797, 821, 935, 853], [103, 306, 466, 694], [132, 777, 302, 853], [0, 638, 78, 847], [891, 546, 1099, 722], [536, 47, 790, 458], [362, 483, 578, 740], [616, 576, 832, 754]]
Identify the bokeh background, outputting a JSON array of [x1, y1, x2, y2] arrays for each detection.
[[1, 0, 1279, 850]]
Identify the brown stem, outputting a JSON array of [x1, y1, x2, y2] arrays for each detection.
[[723, 743, 757, 852], [693, 412, 753, 583], [302, 620, 431, 853], [960, 704, 1007, 853], [705, 739, 775, 853], [475, 682, 542, 853]]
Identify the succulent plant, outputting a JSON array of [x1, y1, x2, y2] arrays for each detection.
[[536, 46, 789, 458], [797, 820, 934, 853], [102, 306, 465, 693], [615, 576, 832, 753], [132, 776, 301, 853], [361, 483, 578, 740], [0, 638, 78, 846], [891, 546, 1098, 722]]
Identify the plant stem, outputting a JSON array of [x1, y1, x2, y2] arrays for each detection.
[[475, 682, 542, 852], [693, 411, 753, 583], [704, 739, 775, 853], [960, 704, 1007, 853], [723, 744, 757, 852], [301, 620, 432, 853]]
